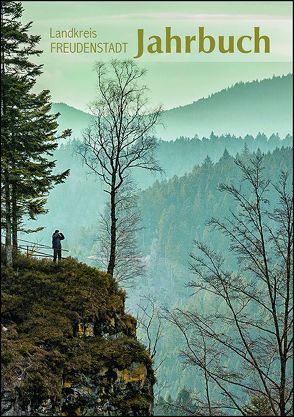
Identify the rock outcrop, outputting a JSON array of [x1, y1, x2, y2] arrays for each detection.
[[1, 255, 154, 416]]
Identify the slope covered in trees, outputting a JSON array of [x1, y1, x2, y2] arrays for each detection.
[[22, 134, 292, 260], [52, 74, 293, 142], [130, 146, 293, 408], [139, 146, 293, 267], [24, 143, 292, 408], [159, 74, 292, 139], [149, 152, 293, 415]]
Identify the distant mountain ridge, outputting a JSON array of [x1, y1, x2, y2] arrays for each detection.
[[52, 74, 293, 141], [158, 74, 292, 139], [29, 132, 292, 261], [52, 102, 93, 140]]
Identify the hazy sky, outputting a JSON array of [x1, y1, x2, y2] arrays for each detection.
[[21, 1, 292, 111]]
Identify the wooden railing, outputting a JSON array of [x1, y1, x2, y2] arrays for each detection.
[[2, 238, 69, 259]]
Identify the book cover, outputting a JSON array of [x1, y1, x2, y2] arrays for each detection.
[[1, 1, 293, 416]]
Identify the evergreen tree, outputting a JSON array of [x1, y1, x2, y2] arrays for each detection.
[[1, 1, 70, 264]]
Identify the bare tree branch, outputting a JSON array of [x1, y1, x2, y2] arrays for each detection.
[[77, 60, 162, 280], [165, 156, 293, 416]]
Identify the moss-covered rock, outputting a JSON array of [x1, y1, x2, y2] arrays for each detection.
[[1, 255, 154, 416]]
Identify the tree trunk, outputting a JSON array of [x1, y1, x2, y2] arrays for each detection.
[[11, 181, 18, 249], [4, 170, 12, 266], [1, 10, 12, 265], [279, 355, 286, 416], [107, 188, 116, 276]]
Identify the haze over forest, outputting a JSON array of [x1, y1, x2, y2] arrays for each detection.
[[3, 1, 292, 414], [52, 74, 293, 141], [21, 73, 292, 414]]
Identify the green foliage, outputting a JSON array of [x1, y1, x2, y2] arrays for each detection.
[[1, 0, 70, 249], [139, 146, 293, 264]]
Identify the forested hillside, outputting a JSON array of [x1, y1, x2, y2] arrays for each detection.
[[2, 1, 292, 415], [28, 134, 292, 259], [159, 74, 292, 139], [52, 74, 293, 142], [139, 146, 293, 264], [131, 146, 293, 409], [27, 143, 292, 408]]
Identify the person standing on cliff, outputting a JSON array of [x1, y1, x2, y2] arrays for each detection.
[[52, 230, 65, 262]]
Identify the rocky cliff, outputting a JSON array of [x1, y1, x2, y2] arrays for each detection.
[[1, 254, 154, 416]]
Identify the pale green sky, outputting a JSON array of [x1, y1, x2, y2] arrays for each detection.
[[21, 1, 292, 111]]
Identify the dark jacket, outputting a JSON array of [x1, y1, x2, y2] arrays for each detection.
[[52, 232, 65, 249]]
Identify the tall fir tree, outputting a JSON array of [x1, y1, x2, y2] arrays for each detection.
[[1, 1, 70, 264]]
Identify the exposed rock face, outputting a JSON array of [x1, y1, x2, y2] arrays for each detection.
[[60, 361, 152, 416], [1, 255, 154, 416]]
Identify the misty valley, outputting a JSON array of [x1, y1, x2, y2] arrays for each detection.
[[1, 2, 293, 413], [24, 75, 293, 415]]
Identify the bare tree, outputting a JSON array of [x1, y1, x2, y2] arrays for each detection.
[[79, 59, 162, 278], [98, 177, 144, 284], [136, 295, 164, 365], [165, 155, 293, 416]]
